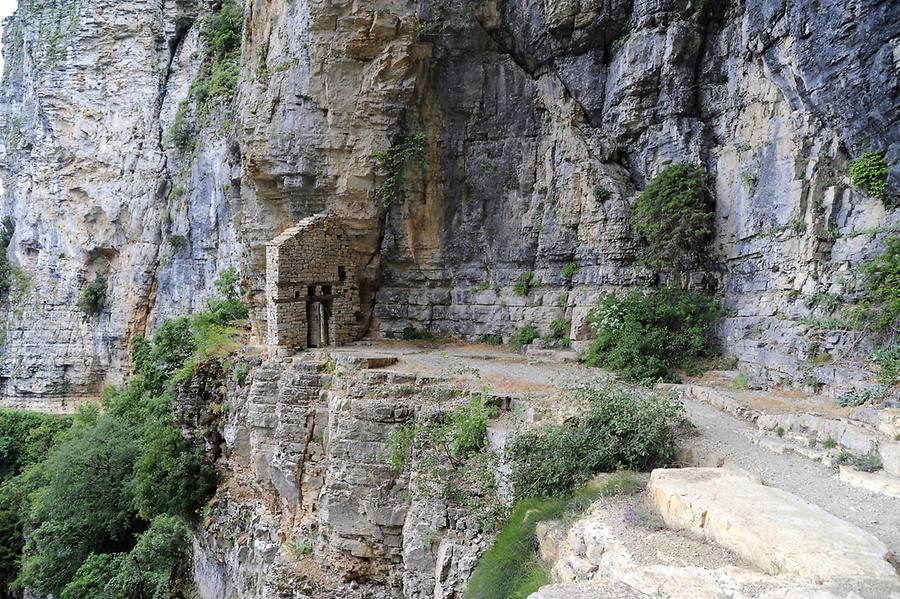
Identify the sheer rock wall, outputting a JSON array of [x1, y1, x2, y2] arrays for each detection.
[[1, 0, 899, 404]]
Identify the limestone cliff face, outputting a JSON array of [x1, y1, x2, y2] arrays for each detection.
[[185, 354, 488, 599], [1, 0, 899, 400]]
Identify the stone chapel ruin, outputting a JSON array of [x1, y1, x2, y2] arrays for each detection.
[[265, 214, 359, 349]]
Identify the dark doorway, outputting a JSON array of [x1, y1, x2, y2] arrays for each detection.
[[306, 288, 333, 348]]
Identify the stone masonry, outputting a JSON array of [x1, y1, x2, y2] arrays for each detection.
[[266, 214, 359, 349]]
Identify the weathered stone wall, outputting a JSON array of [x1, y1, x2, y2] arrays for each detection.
[[265, 214, 360, 349]]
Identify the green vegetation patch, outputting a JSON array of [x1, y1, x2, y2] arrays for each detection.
[[372, 132, 427, 208], [464, 485, 600, 599], [584, 287, 721, 382], [509, 325, 539, 350], [0, 268, 248, 597], [78, 275, 107, 316], [629, 163, 715, 271], [849, 151, 888, 202], [384, 393, 505, 530], [506, 386, 683, 499], [167, 1, 243, 153]]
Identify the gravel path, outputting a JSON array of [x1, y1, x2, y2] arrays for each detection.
[[681, 398, 900, 557]]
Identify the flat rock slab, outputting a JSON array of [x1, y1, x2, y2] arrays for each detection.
[[648, 467, 899, 585]]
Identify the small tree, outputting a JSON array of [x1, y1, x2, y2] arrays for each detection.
[[78, 276, 107, 316], [629, 164, 715, 272]]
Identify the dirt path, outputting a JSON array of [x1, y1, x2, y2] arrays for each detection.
[[681, 398, 900, 557]]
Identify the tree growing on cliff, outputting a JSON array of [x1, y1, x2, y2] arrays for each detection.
[[629, 163, 715, 273]]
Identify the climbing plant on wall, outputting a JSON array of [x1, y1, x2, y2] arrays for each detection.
[[372, 132, 428, 208]]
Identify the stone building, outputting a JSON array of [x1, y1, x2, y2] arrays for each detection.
[[266, 215, 359, 349]]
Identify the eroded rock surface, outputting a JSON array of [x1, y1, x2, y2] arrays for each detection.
[[1, 0, 899, 408], [648, 467, 898, 585]]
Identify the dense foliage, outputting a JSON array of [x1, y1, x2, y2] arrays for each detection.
[[506, 386, 683, 499], [509, 325, 539, 350], [849, 151, 888, 202], [629, 163, 715, 271], [584, 287, 721, 382], [78, 275, 108, 316], [860, 236, 900, 336], [0, 268, 247, 597], [0, 411, 70, 589]]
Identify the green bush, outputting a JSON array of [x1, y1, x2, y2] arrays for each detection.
[[464, 486, 600, 599], [78, 275, 107, 316], [629, 164, 715, 271], [872, 346, 900, 387], [584, 287, 721, 382], [506, 386, 683, 499], [206, 266, 248, 325], [509, 325, 539, 350], [513, 271, 536, 296], [849, 151, 888, 201], [479, 334, 502, 345], [0, 410, 70, 483], [561, 261, 578, 282], [382, 395, 503, 530], [132, 424, 216, 520], [549, 318, 569, 338], [61, 515, 191, 599]]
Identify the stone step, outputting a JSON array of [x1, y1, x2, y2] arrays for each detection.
[[671, 383, 900, 487], [648, 467, 899, 585]]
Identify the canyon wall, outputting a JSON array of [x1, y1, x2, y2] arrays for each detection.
[[184, 353, 490, 599], [1, 0, 899, 402]]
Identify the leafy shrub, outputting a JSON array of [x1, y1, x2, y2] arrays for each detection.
[[561, 261, 578, 282], [479, 334, 502, 345], [594, 184, 611, 202], [372, 132, 427, 208], [0, 410, 70, 482], [871, 346, 900, 387], [509, 325, 538, 350], [206, 266, 248, 325], [506, 386, 683, 499], [513, 271, 536, 296], [853, 452, 883, 473], [584, 288, 721, 382], [465, 486, 600, 599], [132, 424, 216, 520], [549, 318, 569, 338], [402, 326, 433, 341], [836, 385, 886, 407], [78, 275, 107, 316], [382, 395, 502, 530], [232, 362, 250, 386], [629, 163, 715, 271], [60, 515, 190, 599], [849, 151, 888, 201]]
